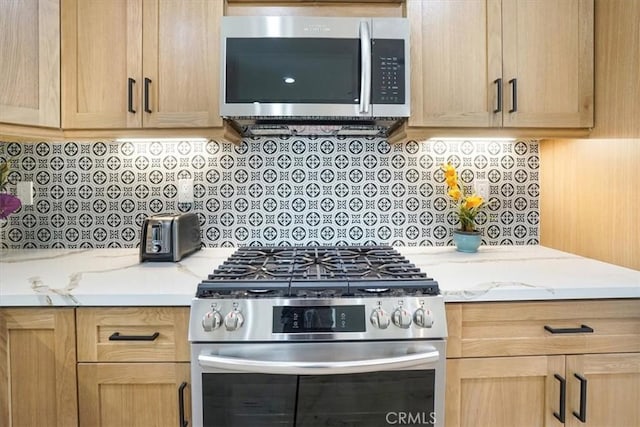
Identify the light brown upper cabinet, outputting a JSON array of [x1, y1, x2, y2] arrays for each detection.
[[408, 0, 594, 129], [0, 0, 60, 128], [61, 0, 223, 129]]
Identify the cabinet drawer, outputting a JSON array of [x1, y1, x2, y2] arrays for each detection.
[[77, 307, 189, 362], [447, 299, 640, 358]]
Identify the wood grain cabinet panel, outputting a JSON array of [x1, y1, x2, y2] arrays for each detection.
[[502, 0, 593, 128], [408, 0, 502, 128], [445, 300, 640, 427], [565, 353, 640, 427], [62, 0, 222, 129], [0, 0, 60, 128], [76, 307, 190, 362], [76, 307, 192, 427], [408, 0, 593, 130], [0, 308, 78, 427], [77, 362, 190, 427], [446, 355, 563, 427], [452, 299, 640, 357]]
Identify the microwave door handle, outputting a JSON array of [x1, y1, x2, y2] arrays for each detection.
[[198, 348, 439, 375], [359, 20, 372, 114]]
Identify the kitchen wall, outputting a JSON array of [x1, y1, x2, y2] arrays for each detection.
[[0, 137, 539, 249]]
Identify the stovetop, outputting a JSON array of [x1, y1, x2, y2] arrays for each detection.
[[195, 246, 439, 299]]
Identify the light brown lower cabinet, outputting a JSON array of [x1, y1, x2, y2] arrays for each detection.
[[75, 306, 191, 427], [445, 299, 640, 427], [446, 353, 640, 427], [77, 362, 190, 427], [0, 308, 78, 427]]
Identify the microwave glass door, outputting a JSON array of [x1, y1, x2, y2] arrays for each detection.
[[225, 38, 360, 104]]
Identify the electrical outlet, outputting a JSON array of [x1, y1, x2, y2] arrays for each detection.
[[476, 179, 489, 199], [17, 181, 34, 205], [177, 178, 194, 204]]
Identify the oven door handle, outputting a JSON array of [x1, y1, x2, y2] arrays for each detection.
[[198, 348, 440, 375]]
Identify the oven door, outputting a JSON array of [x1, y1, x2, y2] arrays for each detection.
[[191, 340, 445, 427]]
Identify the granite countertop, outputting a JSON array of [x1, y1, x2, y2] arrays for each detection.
[[0, 245, 638, 307]]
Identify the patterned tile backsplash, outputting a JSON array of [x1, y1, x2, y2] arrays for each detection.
[[0, 137, 539, 248]]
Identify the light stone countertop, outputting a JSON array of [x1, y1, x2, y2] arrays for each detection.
[[0, 245, 638, 307]]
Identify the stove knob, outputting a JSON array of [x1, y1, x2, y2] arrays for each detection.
[[370, 307, 391, 329], [224, 310, 244, 331], [202, 310, 223, 332], [392, 307, 412, 329], [413, 308, 434, 328]]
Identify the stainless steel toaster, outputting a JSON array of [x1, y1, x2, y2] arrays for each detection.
[[140, 213, 202, 262]]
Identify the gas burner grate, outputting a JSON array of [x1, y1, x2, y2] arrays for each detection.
[[196, 246, 439, 298]]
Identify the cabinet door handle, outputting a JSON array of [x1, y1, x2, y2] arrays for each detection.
[[178, 381, 189, 427], [108, 331, 160, 341], [493, 78, 502, 113], [573, 374, 588, 423], [508, 78, 518, 113], [553, 374, 566, 423], [144, 77, 152, 113], [544, 324, 594, 334], [127, 78, 136, 113]]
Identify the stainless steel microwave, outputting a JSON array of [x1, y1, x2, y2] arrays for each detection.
[[220, 16, 410, 136]]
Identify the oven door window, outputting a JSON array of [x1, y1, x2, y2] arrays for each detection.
[[225, 38, 360, 104], [201, 370, 435, 427], [297, 370, 435, 426], [202, 373, 297, 426]]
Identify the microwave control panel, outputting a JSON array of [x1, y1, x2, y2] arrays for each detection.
[[372, 39, 406, 105]]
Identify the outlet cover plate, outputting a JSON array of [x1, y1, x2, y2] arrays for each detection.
[[177, 178, 194, 204]]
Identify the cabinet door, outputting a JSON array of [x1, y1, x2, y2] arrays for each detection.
[[62, 0, 143, 128], [0, 0, 60, 127], [0, 308, 78, 427], [446, 356, 563, 427], [566, 353, 640, 427], [501, 0, 593, 127], [78, 362, 191, 427], [408, 0, 502, 127], [142, 0, 223, 128]]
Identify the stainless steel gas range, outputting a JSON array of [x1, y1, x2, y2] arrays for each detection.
[[189, 246, 447, 427]]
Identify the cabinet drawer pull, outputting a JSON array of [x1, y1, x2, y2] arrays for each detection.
[[493, 78, 502, 113], [553, 374, 566, 423], [544, 324, 594, 334], [144, 77, 152, 113], [178, 381, 189, 427], [127, 78, 136, 113], [108, 331, 160, 341], [573, 373, 588, 423], [508, 78, 517, 113]]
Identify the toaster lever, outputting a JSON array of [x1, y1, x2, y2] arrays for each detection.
[[151, 224, 162, 252]]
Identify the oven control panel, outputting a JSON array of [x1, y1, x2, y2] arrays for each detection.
[[189, 296, 447, 342]]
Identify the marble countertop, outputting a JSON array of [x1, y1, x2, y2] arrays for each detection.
[[1, 245, 638, 307]]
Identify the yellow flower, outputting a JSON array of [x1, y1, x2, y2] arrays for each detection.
[[448, 187, 462, 201], [442, 163, 485, 232], [464, 194, 484, 209], [442, 163, 456, 178], [442, 162, 460, 188]]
